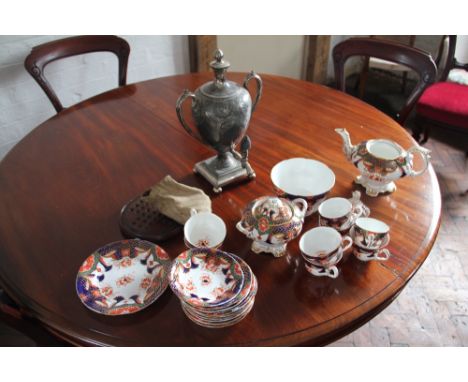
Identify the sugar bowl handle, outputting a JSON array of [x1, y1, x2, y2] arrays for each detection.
[[176, 89, 203, 143], [292, 198, 308, 218], [243, 71, 263, 112], [406, 146, 431, 177], [236, 221, 252, 238]]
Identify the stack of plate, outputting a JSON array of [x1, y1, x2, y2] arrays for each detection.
[[169, 247, 257, 328]]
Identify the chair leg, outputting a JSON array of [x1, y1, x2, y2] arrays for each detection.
[[421, 126, 430, 144], [412, 121, 424, 143]]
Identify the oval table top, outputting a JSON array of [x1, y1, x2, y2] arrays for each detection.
[[0, 73, 441, 346]]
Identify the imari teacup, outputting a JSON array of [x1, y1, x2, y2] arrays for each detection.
[[350, 217, 391, 261], [299, 227, 352, 279], [184, 209, 226, 249], [318, 197, 364, 232]]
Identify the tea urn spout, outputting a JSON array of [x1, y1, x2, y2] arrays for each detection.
[[335, 128, 355, 160]]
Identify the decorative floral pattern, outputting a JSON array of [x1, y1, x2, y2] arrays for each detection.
[[76, 239, 171, 316], [169, 248, 244, 308], [178, 253, 257, 328]]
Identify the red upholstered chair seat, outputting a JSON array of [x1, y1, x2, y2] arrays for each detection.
[[416, 82, 468, 129]]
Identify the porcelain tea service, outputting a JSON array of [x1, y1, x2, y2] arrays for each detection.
[[236, 195, 308, 257], [350, 217, 392, 261], [318, 191, 369, 232], [335, 128, 431, 196], [271, 158, 335, 216], [184, 209, 226, 249], [76, 239, 172, 316], [169, 247, 257, 328], [299, 227, 353, 278]]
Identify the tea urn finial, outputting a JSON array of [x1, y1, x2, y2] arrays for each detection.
[[210, 49, 230, 83]]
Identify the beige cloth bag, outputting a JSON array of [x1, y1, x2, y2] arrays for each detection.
[[147, 175, 211, 225]]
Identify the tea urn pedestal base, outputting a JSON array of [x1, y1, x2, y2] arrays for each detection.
[[355, 175, 396, 197], [194, 153, 255, 193]]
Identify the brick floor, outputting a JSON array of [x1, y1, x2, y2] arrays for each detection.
[[330, 137, 468, 347]]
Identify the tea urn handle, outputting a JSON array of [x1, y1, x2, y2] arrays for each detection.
[[243, 71, 263, 113], [176, 89, 203, 143], [406, 146, 431, 177]]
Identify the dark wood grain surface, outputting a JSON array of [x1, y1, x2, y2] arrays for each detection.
[[0, 73, 441, 346]]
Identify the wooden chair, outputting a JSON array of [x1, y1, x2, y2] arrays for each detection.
[[25, 35, 130, 113], [333, 37, 438, 125], [413, 36, 468, 145], [358, 36, 416, 98]]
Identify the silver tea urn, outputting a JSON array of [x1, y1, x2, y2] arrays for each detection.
[[176, 49, 263, 193]]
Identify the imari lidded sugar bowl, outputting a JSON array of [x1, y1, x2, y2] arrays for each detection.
[[236, 196, 308, 257], [335, 128, 431, 196]]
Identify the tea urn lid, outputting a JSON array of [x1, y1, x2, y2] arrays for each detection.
[[210, 49, 231, 82], [251, 196, 294, 225]]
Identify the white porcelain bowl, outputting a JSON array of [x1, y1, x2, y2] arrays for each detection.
[[271, 158, 335, 215]]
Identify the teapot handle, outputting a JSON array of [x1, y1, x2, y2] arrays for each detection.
[[176, 89, 203, 143], [243, 71, 263, 113], [406, 146, 431, 177]]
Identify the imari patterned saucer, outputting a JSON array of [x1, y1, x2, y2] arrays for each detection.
[[172, 250, 258, 328], [76, 239, 171, 315], [169, 248, 244, 308]]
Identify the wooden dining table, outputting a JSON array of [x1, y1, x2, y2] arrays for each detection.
[[0, 73, 441, 346]]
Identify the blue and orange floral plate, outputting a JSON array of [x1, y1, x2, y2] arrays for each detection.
[[76, 239, 171, 315], [169, 248, 257, 328]]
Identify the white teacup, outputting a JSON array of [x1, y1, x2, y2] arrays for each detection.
[[184, 209, 226, 249], [299, 226, 352, 279], [318, 197, 363, 231]]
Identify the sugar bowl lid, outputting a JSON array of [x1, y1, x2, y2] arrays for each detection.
[[251, 196, 294, 225]]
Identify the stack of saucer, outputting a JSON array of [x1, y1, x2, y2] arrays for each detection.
[[169, 247, 257, 328]]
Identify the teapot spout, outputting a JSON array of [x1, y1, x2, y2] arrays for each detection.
[[335, 128, 355, 160]]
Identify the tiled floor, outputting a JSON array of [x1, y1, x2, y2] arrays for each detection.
[[330, 137, 468, 346]]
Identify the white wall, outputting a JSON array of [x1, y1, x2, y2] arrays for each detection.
[[456, 35, 468, 62], [0, 35, 189, 159], [217, 36, 306, 80]]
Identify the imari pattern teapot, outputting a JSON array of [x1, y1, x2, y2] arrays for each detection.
[[335, 128, 431, 196]]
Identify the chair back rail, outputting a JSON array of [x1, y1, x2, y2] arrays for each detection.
[[25, 35, 130, 113], [333, 37, 437, 125]]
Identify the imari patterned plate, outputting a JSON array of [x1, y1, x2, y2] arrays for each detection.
[[169, 248, 244, 308], [177, 253, 258, 328], [184, 253, 256, 314], [76, 239, 171, 315], [181, 298, 255, 328]]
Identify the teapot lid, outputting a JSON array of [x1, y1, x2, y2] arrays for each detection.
[[252, 196, 294, 225]]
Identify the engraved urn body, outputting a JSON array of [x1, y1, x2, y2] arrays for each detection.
[[176, 49, 262, 193]]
